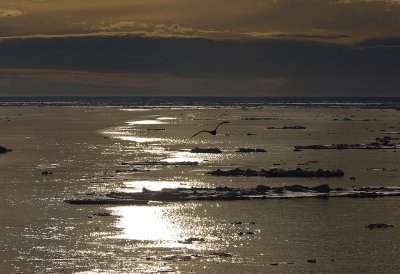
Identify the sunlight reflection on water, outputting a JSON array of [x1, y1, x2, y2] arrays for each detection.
[[162, 151, 224, 164], [126, 120, 165, 125], [157, 116, 176, 120], [109, 203, 221, 250], [117, 136, 164, 143], [120, 180, 188, 193], [109, 205, 214, 250], [111, 206, 183, 244], [162, 151, 202, 163], [108, 199, 228, 250]]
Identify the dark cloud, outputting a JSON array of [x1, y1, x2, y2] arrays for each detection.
[[269, 33, 352, 40], [356, 35, 400, 47], [0, 68, 289, 96], [0, 35, 399, 96], [4, 0, 400, 41]]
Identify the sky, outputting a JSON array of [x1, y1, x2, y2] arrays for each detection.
[[0, 0, 399, 97]]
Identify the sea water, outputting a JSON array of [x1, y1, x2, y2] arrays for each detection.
[[0, 98, 399, 273]]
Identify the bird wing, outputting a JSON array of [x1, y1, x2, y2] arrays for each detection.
[[191, 130, 210, 138], [214, 121, 230, 130]]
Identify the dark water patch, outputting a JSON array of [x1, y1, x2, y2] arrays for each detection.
[[365, 223, 394, 230], [236, 148, 267, 153], [64, 185, 400, 203], [1, 96, 399, 108], [122, 161, 199, 166], [294, 136, 400, 150], [268, 125, 306, 129], [190, 147, 222, 154]]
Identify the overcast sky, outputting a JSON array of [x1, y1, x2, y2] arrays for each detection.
[[0, 0, 399, 96]]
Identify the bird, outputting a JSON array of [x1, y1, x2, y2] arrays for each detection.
[[191, 121, 230, 138]]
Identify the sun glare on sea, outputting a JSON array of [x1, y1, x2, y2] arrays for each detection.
[[110, 205, 187, 248], [162, 151, 202, 163], [119, 180, 188, 193], [126, 120, 165, 125], [162, 151, 223, 164], [117, 136, 164, 143], [109, 202, 219, 251]]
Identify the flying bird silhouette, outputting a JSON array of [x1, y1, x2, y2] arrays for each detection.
[[191, 121, 230, 138]]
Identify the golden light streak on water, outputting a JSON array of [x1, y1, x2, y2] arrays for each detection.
[[126, 120, 165, 125], [120, 180, 188, 193], [117, 136, 164, 143], [110, 206, 184, 244]]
